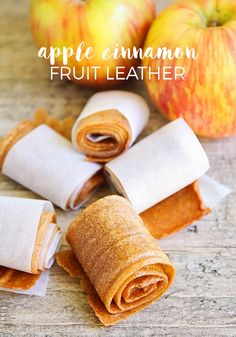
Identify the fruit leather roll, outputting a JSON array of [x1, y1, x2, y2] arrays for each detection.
[[105, 118, 230, 238], [56, 195, 175, 326], [71, 91, 150, 162], [0, 122, 103, 210], [0, 196, 61, 295]]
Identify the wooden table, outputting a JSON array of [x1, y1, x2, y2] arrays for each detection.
[[0, 1, 236, 336]]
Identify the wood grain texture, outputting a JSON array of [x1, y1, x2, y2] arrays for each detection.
[[0, 0, 236, 336]]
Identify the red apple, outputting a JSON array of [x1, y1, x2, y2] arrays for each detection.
[[30, 0, 156, 87], [143, 0, 236, 138]]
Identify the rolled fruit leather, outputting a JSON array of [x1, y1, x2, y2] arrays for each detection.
[[56, 195, 175, 326], [71, 91, 150, 162], [0, 121, 103, 210], [0, 196, 61, 293], [104, 118, 226, 239]]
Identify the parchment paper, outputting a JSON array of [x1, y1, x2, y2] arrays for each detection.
[[38, 223, 61, 270], [2, 125, 102, 210], [198, 175, 231, 208], [0, 196, 54, 273], [105, 118, 210, 213]]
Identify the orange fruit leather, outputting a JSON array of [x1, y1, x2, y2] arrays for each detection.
[[141, 181, 211, 239], [74, 109, 132, 163], [57, 195, 175, 326]]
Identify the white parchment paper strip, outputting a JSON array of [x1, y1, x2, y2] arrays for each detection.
[[198, 175, 231, 208], [0, 196, 53, 273], [105, 118, 210, 213], [38, 223, 61, 270], [72, 90, 150, 148], [2, 125, 102, 210]]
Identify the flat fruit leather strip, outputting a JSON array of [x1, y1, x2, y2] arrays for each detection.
[[32, 108, 75, 140], [74, 109, 132, 163], [0, 212, 55, 291], [141, 181, 211, 239], [0, 267, 41, 291], [56, 196, 175, 326]]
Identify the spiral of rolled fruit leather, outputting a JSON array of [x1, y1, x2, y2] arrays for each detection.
[[71, 91, 150, 163], [72, 109, 132, 163], [57, 195, 175, 326]]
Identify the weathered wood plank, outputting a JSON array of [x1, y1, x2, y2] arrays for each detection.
[[0, 0, 236, 336], [0, 326, 235, 337], [0, 285, 235, 327]]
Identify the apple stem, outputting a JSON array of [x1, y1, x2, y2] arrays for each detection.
[[208, 19, 219, 27]]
